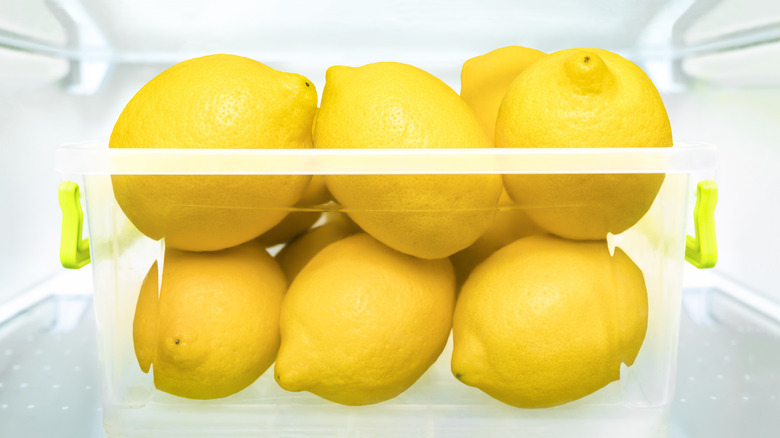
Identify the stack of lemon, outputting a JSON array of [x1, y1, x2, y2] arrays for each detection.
[[116, 47, 670, 408]]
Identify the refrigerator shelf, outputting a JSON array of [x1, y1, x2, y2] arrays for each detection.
[[1, 272, 778, 438]]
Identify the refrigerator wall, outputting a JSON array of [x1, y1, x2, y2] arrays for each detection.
[[1, 2, 780, 437], [1, 0, 779, 319], [667, 0, 780, 305]]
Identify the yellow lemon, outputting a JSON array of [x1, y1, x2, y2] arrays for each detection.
[[460, 46, 546, 141], [275, 233, 456, 405], [256, 175, 332, 247], [313, 62, 502, 259], [111, 54, 317, 251], [449, 190, 543, 287], [451, 234, 648, 408], [496, 48, 671, 240], [132, 240, 286, 399], [274, 215, 361, 283]]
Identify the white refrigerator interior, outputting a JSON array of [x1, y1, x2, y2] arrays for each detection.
[[1, 0, 779, 437]]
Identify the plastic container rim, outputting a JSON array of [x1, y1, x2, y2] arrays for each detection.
[[55, 140, 717, 175]]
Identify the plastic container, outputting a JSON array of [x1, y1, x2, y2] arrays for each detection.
[[56, 142, 717, 438]]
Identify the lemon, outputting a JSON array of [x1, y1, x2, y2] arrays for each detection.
[[460, 46, 546, 141], [256, 175, 332, 247], [496, 48, 671, 240], [274, 215, 360, 283], [111, 54, 317, 251], [451, 234, 648, 408], [449, 190, 543, 287], [313, 62, 503, 259], [132, 240, 286, 399], [274, 233, 456, 405]]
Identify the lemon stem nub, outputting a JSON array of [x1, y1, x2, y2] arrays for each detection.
[[564, 52, 611, 94]]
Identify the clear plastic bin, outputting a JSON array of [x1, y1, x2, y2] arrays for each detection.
[[55, 142, 717, 437]]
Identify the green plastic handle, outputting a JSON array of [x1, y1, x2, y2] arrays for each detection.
[[58, 181, 91, 269], [55, 179, 716, 270], [685, 180, 717, 269]]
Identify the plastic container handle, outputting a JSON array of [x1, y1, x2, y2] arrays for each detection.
[[59, 181, 91, 269], [55, 178, 716, 270], [685, 180, 717, 269]]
